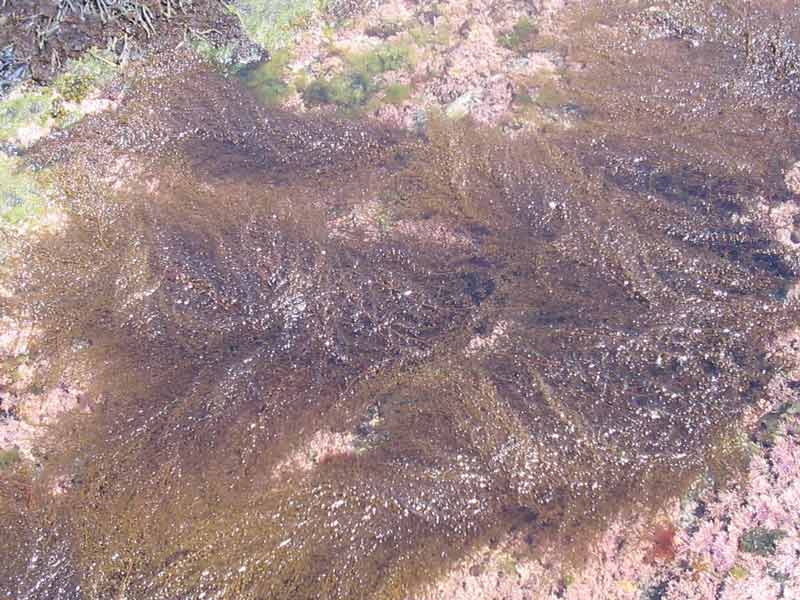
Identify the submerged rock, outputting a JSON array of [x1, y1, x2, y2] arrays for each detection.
[[0, 46, 28, 97], [740, 528, 787, 557]]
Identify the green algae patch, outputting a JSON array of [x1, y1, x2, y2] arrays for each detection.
[[729, 565, 749, 580], [0, 48, 117, 144], [230, 0, 323, 52], [189, 32, 242, 69], [498, 17, 538, 54], [383, 82, 412, 105], [302, 42, 413, 110], [242, 48, 292, 105], [0, 448, 21, 470], [302, 74, 365, 108], [53, 50, 118, 103], [0, 89, 55, 142], [533, 80, 568, 109], [409, 21, 452, 48], [350, 42, 414, 75], [0, 155, 48, 228]]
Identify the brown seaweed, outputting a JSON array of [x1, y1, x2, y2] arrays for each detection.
[[2, 1, 800, 597]]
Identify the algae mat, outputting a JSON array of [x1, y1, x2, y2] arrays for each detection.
[[1, 1, 800, 599]]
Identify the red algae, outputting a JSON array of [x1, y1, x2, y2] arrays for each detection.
[[646, 523, 678, 564]]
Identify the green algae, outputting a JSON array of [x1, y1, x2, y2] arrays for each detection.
[[352, 42, 414, 74], [188, 32, 243, 69], [409, 21, 452, 47], [383, 82, 412, 105], [0, 155, 47, 228], [302, 74, 367, 108], [0, 90, 54, 142], [302, 42, 413, 110], [241, 48, 292, 104], [0, 48, 117, 143], [0, 448, 20, 470], [498, 17, 538, 54], [230, 0, 324, 52], [53, 50, 118, 103], [533, 80, 568, 109]]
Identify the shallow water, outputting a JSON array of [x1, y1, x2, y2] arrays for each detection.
[[2, 1, 800, 598]]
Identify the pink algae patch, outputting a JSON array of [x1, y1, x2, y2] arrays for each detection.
[[329, 198, 474, 248], [0, 318, 87, 460], [273, 430, 357, 477]]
